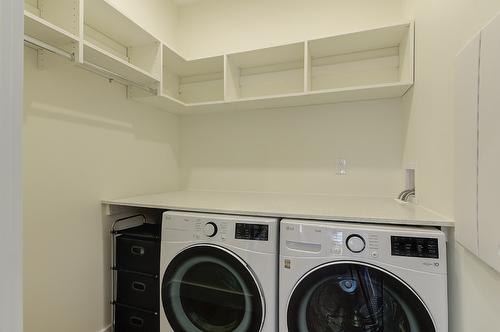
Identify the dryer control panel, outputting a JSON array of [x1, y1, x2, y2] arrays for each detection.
[[162, 211, 278, 254], [280, 219, 447, 274]]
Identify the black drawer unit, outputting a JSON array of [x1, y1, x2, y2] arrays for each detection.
[[112, 221, 161, 332], [115, 304, 159, 332], [116, 236, 160, 275], [116, 270, 159, 312]]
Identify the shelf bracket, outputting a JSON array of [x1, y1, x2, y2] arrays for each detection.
[[37, 49, 46, 70], [38, 0, 45, 20]]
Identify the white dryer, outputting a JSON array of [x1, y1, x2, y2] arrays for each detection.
[[279, 219, 448, 332], [160, 211, 279, 332]]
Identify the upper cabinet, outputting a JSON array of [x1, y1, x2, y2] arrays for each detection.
[[455, 13, 500, 273], [477, 14, 500, 273], [455, 33, 480, 256]]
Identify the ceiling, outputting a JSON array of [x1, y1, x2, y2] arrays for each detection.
[[172, 0, 204, 6]]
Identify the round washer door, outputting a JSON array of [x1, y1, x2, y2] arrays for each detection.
[[162, 245, 264, 332], [287, 262, 436, 332]]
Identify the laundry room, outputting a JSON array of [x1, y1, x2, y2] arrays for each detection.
[[2, 0, 500, 331]]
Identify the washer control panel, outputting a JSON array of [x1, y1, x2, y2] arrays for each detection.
[[280, 219, 447, 274]]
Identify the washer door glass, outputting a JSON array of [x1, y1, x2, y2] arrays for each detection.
[[162, 245, 264, 332], [287, 262, 436, 332]]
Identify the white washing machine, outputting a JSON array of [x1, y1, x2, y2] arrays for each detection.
[[280, 219, 448, 332], [160, 211, 279, 332]]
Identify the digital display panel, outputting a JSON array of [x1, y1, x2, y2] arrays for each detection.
[[391, 236, 439, 259], [235, 223, 269, 241]]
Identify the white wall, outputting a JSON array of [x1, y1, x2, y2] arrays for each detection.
[[177, 0, 407, 197], [181, 99, 405, 197], [176, 0, 404, 58], [401, 0, 500, 330], [107, 0, 179, 48], [0, 0, 23, 332], [23, 49, 180, 332]]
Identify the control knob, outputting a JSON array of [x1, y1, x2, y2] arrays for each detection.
[[204, 222, 218, 237], [346, 234, 366, 253]]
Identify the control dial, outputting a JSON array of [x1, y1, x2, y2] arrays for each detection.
[[346, 234, 366, 253], [204, 222, 218, 237]]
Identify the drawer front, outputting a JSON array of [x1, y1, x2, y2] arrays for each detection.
[[115, 305, 159, 332], [117, 271, 159, 312], [116, 236, 160, 274]]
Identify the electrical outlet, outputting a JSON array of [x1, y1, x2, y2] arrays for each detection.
[[336, 159, 347, 175]]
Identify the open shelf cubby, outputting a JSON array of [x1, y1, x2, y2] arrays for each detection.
[[307, 23, 414, 92], [24, 0, 80, 52], [163, 46, 224, 104], [225, 43, 305, 100], [83, 0, 161, 86]]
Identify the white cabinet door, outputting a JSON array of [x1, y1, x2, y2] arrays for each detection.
[[478, 14, 500, 273], [455, 33, 480, 255]]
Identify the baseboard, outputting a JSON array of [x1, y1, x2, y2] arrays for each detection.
[[98, 325, 111, 332]]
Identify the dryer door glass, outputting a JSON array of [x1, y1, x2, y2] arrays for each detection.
[[162, 245, 264, 332], [287, 262, 436, 332]]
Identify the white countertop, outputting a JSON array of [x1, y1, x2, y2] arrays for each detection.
[[102, 190, 453, 227]]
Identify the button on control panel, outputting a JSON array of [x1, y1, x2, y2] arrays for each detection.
[[346, 234, 366, 253], [204, 222, 218, 237]]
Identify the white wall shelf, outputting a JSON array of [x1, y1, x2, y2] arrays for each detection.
[[162, 46, 224, 103], [225, 43, 305, 100], [83, 0, 161, 88], [24, 0, 80, 37], [24, 0, 80, 56], [82, 41, 160, 86], [132, 22, 414, 113], [24, 1, 414, 113], [307, 23, 413, 92], [24, 11, 79, 50], [134, 81, 411, 114]]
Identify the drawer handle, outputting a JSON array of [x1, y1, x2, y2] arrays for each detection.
[[131, 245, 145, 256], [132, 281, 146, 292], [129, 316, 144, 327]]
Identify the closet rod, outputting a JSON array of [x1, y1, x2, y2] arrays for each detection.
[[23, 35, 157, 95], [24, 35, 74, 60], [80, 61, 158, 95]]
